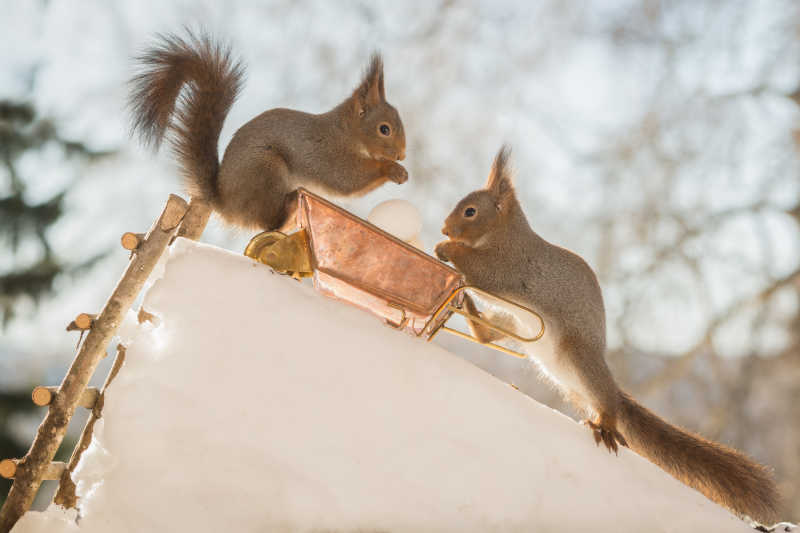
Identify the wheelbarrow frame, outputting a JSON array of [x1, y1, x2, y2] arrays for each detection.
[[244, 188, 544, 358]]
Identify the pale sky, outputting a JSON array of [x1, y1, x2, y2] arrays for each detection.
[[1, 0, 798, 388]]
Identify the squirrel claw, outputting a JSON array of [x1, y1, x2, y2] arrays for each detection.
[[583, 419, 627, 455]]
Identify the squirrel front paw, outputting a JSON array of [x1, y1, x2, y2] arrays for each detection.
[[385, 162, 409, 184], [435, 240, 454, 262]]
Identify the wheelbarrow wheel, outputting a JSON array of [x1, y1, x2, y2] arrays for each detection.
[[244, 230, 313, 279], [244, 231, 287, 260]]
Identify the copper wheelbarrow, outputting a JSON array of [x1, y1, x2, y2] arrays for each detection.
[[243, 188, 544, 358]]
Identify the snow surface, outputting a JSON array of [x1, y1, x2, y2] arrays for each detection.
[[12, 239, 754, 532]]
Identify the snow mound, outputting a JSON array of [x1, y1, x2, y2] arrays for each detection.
[[13, 239, 752, 532]]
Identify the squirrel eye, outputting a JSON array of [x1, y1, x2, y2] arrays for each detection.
[[379, 123, 391, 136], [464, 207, 476, 218]]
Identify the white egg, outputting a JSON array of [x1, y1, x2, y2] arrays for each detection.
[[367, 199, 423, 242]]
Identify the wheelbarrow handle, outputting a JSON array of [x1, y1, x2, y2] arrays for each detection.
[[427, 285, 545, 359]]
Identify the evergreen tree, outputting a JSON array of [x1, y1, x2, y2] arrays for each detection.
[[0, 392, 37, 507], [0, 100, 113, 324], [0, 99, 116, 505]]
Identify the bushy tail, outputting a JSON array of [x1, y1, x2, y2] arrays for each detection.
[[617, 392, 779, 524], [128, 30, 244, 203]]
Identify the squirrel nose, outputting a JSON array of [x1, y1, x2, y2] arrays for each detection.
[[397, 149, 406, 161], [441, 226, 450, 236]]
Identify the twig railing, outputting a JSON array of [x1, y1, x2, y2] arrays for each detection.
[[0, 195, 210, 533]]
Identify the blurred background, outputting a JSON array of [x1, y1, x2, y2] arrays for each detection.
[[1, 0, 798, 521]]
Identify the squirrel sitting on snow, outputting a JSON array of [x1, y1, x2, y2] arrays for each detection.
[[435, 145, 779, 524], [129, 31, 407, 230]]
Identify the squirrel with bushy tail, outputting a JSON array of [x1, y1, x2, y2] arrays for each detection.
[[128, 31, 407, 230], [435, 145, 780, 524]]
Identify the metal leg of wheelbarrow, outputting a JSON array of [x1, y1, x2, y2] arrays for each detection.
[[426, 286, 545, 359]]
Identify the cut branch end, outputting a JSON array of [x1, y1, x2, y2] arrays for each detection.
[[67, 313, 96, 332], [120, 232, 144, 251], [31, 387, 53, 407], [0, 460, 17, 479]]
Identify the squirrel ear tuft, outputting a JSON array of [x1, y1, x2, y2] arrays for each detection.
[[354, 53, 384, 109], [372, 52, 385, 102], [485, 144, 515, 205]]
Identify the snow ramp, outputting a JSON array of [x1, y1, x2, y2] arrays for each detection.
[[12, 239, 752, 532]]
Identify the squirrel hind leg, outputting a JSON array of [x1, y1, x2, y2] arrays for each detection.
[[275, 190, 300, 233], [217, 147, 291, 230], [582, 415, 628, 454]]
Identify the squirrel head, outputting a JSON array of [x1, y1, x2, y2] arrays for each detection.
[[346, 53, 406, 162], [441, 145, 516, 247]]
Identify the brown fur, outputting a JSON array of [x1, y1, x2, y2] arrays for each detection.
[[618, 392, 778, 523], [129, 31, 407, 230], [435, 145, 779, 524]]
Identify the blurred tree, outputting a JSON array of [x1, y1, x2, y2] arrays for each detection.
[[0, 100, 112, 325], [0, 392, 36, 508], [575, 1, 800, 520], [0, 100, 115, 506]]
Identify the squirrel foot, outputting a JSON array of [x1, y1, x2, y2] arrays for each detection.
[[582, 418, 628, 454]]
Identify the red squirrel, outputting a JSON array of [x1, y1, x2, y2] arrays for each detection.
[[129, 31, 407, 230], [435, 145, 779, 524]]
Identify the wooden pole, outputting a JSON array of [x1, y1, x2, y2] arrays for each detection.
[[66, 312, 95, 332], [53, 345, 127, 508], [174, 197, 211, 242], [0, 461, 15, 480], [31, 386, 99, 409], [30, 387, 52, 407], [0, 461, 65, 481], [120, 232, 144, 251], [0, 195, 188, 533], [73, 313, 94, 330]]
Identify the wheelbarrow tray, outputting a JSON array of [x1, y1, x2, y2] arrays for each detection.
[[294, 189, 464, 336]]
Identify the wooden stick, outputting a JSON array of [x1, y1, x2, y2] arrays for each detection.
[[31, 387, 99, 409], [30, 387, 52, 407], [66, 312, 96, 332], [40, 462, 66, 481], [174, 197, 211, 242], [0, 461, 65, 481], [0, 195, 188, 533], [53, 345, 127, 508], [137, 307, 158, 325], [79, 388, 100, 409], [0, 460, 16, 480], [120, 232, 144, 251], [75, 313, 94, 330]]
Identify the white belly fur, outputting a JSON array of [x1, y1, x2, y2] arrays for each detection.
[[522, 321, 586, 402]]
